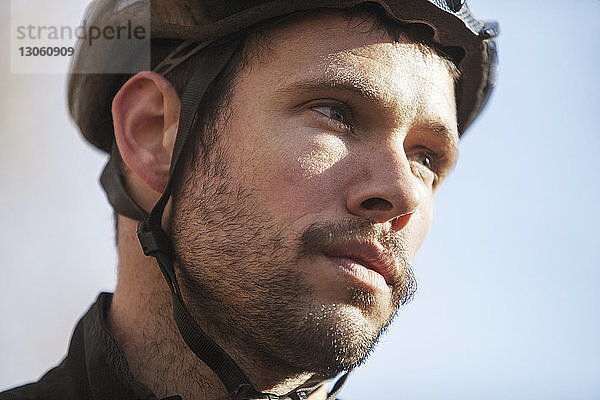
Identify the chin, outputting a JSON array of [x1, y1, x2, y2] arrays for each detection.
[[293, 300, 396, 376]]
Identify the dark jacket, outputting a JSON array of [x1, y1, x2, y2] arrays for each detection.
[[0, 294, 341, 400], [1, 293, 164, 400]]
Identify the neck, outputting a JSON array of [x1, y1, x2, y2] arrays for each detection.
[[107, 216, 328, 400]]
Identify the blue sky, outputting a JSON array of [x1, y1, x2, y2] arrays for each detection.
[[1, 1, 599, 399]]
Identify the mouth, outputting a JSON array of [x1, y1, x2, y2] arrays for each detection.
[[322, 241, 398, 292]]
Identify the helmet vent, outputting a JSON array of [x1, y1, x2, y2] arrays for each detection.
[[446, 0, 465, 13]]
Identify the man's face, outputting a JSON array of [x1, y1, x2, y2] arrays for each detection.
[[170, 11, 458, 377]]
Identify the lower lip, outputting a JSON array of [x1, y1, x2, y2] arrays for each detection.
[[326, 256, 390, 292]]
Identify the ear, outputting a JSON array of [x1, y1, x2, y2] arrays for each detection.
[[112, 71, 180, 196]]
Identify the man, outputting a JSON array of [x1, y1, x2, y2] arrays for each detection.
[[1, 0, 498, 399]]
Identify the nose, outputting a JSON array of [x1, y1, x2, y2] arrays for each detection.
[[346, 145, 422, 231]]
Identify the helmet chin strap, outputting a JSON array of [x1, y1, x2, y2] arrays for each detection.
[[136, 38, 349, 400]]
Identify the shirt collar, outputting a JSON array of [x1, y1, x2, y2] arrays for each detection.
[[75, 292, 335, 400], [76, 292, 158, 399]]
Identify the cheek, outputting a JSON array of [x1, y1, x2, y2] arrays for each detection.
[[295, 135, 349, 180], [404, 194, 434, 258], [255, 134, 350, 223]]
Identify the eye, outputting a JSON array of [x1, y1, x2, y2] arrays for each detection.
[[311, 104, 354, 134], [408, 149, 439, 186], [408, 150, 436, 170], [414, 153, 433, 170]]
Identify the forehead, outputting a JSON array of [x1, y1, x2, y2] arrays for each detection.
[[237, 11, 458, 133]]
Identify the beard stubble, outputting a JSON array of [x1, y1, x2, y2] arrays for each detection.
[[169, 142, 417, 378]]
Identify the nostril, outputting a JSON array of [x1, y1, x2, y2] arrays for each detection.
[[360, 197, 393, 211]]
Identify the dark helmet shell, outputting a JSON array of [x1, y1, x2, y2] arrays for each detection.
[[68, 0, 499, 154]]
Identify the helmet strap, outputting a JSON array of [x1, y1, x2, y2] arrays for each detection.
[[100, 144, 149, 221], [137, 37, 258, 396], [136, 37, 350, 400]]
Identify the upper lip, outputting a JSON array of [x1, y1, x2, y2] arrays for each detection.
[[322, 239, 399, 285]]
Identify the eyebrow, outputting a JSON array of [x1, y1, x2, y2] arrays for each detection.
[[276, 76, 459, 143], [276, 75, 385, 106], [419, 120, 459, 146]]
